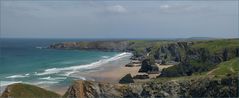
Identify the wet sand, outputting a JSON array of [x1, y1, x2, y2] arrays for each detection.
[[80, 64, 174, 83], [49, 56, 173, 95]]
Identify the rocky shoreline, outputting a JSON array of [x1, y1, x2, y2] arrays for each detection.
[[1, 39, 239, 97]]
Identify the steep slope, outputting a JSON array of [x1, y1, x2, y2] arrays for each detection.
[[63, 76, 238, 98], [208, 58, 239, 75], [159, 39, 239, 77], [63, 80, 125, 98], [1, 83, 61, 98]]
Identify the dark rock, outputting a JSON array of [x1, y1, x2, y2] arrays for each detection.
[[140, 89, 151, 97], [161, 60, 166, 65], [133, 74, 150, 79], [63, 80, 125, 98], [125, 61, 141, 67], [125, 63, 139, 67], [223, 48, 229, 61], [119, 74, 134, 84], [199, 48, 210, 62], [49, 41, 131, 52], [139, 58, 159, 73], [122, 88, 140, 98], [236, 48, 239, 57]]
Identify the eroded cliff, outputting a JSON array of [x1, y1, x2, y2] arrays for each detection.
[[63, 76, 238, 98]]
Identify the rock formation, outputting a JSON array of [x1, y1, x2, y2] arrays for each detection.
[[138, 58, 159, 74], [119, 74, 134, 84], [63, 80, 126, 98], [63, 76, 238, 98], [133, 74, 149, 79], [49, 41, 131, 52]]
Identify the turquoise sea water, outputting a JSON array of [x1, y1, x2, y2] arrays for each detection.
[[0, 38, 131, 91]]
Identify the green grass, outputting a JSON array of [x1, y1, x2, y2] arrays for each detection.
[[1, 83, 61, 98], [209, 58, 239, 75], [153, 58, 239, 83], [191, 39, 239, 53]]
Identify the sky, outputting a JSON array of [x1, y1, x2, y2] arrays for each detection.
[[0, 0, 238, 39]]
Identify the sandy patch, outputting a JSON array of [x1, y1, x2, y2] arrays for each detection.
[[81, 64, 174, 83]]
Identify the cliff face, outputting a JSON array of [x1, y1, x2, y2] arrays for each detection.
[[49, 39, 239, 66], [155, 40, 239, 77], [49, 41, 131, 51], [153, 42, 192, 64], [49, 39, 239, 77], [63, 76, 238, 98], [1, 76, 237, 98], [63, 80, 125, 98]]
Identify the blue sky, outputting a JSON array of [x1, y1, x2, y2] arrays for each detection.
[[0, 1, 238, 39]]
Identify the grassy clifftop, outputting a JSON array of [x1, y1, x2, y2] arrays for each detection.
[[209, 57, 239, 75], [191, 39, 239, 53], [1, 83, 61, 98]]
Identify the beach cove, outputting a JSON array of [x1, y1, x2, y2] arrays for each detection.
[[0, 39, 132, 95]]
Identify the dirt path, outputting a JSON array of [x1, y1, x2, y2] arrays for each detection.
[[230, 67, 235, 73], [207, 68, 218, 75]]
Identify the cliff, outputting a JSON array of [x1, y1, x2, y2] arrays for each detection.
[[49, 41, 131, 51], [159, 39, 239, 77], [2, 75, 237, 98], [49, 39, 239, 77], [63, 75, 238, 98], [2, 39, 237, 98], [63, 80, 125, 98]]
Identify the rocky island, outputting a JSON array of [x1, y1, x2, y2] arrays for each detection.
[[1, 38, 239, 98]]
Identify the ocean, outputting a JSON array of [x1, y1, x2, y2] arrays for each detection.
[[0, 38, 132, 92]]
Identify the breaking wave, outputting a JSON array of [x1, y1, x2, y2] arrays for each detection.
[[6, 74, 30, 79], [35, 52, 132, 76]]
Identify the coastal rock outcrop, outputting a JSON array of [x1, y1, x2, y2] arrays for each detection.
[[138, 58, 159, 74], [133, 74, 149, 79], [153, 42, 191, 64], [63, 76, 238, 98], [49, 41, 131, 51], [63, 80, 125, 98], [119, 74, 134, 84]]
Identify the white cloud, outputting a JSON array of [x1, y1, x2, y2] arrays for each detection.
[[160, 4, 170, 9], [107, 5, 127, 13], [158, 4, 210, 13]]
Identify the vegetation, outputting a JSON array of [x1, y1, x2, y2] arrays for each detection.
[[2, 39, 239, 98], [1, 83, 61, 98], [191, 39, 239, 54], [209, 58, 239, 75], [160, 39, 239, 77], [154, 57, 239, 85]]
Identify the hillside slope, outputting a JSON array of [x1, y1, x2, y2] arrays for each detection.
[[208, 58, 239, 75], [63, 76, 238, 98], [1, 83, 61, 98]]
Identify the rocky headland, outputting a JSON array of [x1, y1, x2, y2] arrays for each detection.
[[1, 38, 239, 98]]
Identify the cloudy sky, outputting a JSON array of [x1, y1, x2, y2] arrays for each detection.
[[0, 0, 238, 39]]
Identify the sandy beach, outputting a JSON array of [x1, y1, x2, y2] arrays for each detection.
[[80, 64, 174, 83], [50, 57, 173, 95]]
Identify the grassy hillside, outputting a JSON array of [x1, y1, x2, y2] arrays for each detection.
[[1, 83, 61, 98], [208, 58, 239, 75], [191, 39, 239, 53], [155, 57, 239, 82]]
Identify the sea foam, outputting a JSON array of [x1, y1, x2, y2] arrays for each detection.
[[6, 74, 30, 79], [0, 81, 22, 87], [39, 76, 67, 81], [35, 52, 132, 76]]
